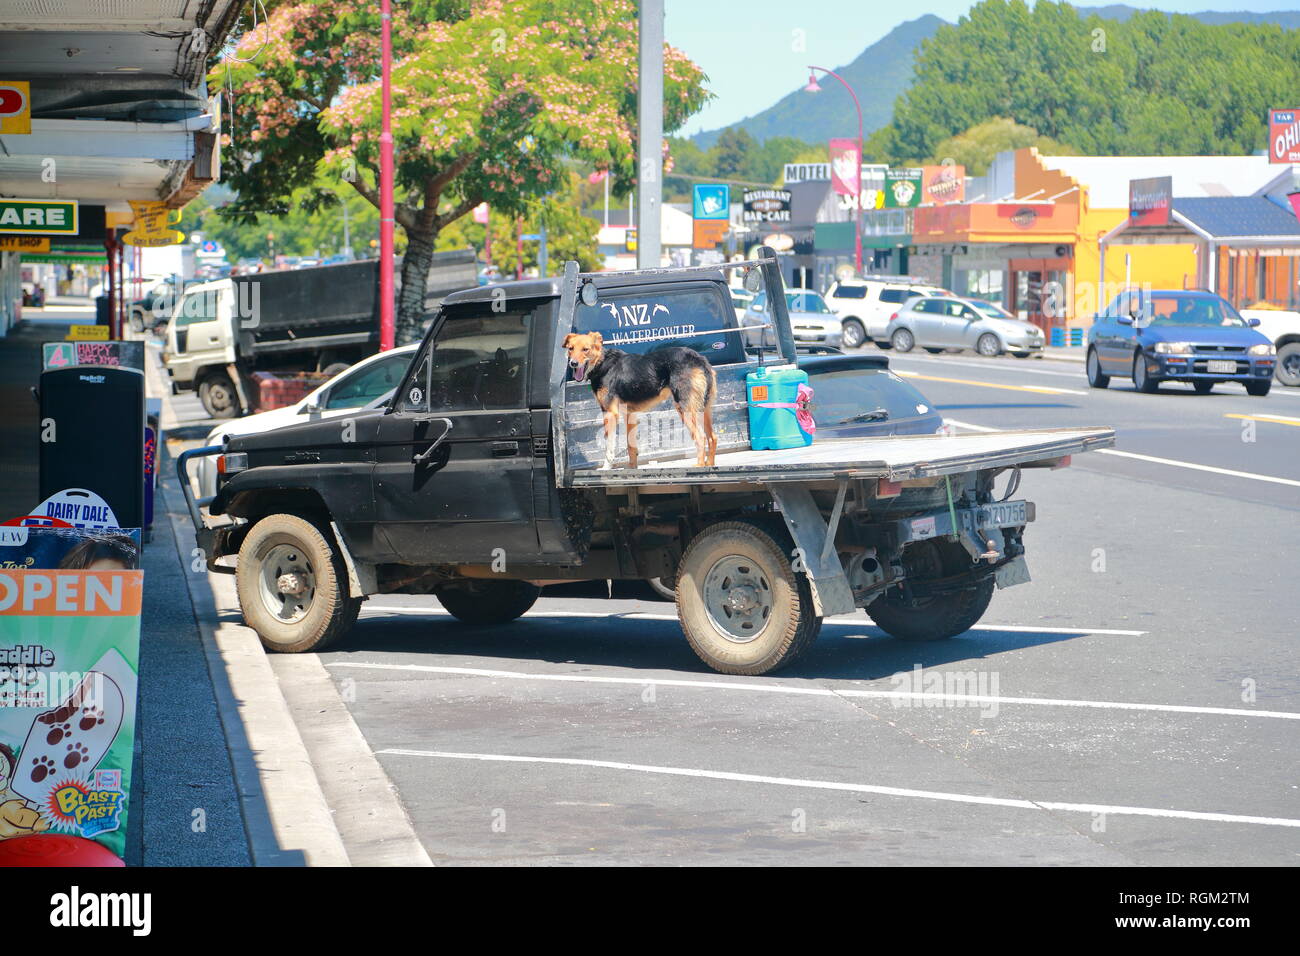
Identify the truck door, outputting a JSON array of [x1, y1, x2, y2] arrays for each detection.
[[370, 305, 539, 564]]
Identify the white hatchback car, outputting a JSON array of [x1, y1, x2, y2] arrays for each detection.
[[824, 277, 948, 349], [194, 345, 417, 499]]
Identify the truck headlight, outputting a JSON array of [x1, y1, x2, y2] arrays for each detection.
[[1153, 342, 1193, 354], [1248, 343, 1275, 356]]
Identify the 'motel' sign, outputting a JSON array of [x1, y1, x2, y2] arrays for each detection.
[[1269, 109, 1300, 164]]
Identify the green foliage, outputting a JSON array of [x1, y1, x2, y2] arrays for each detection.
[[663, 133, 819, 199], [435, 172, 600, 275], [873, 0, 1300, 163], [926, 117, 1074, 175]]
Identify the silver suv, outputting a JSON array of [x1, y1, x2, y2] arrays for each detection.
[[887, 296, 1045, 357], [824, 277, 947, 349]]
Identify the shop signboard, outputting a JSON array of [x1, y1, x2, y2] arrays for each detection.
[[884, 168, 923, 208], [0, 524, 141, 862], [1128, 176, 1172, 227], [922, 164, 966, 204], [741, 188, 792, 224], [1268, 109, 1300, 164], [0, 200, 77, 236], [782, 163, 830, 184]]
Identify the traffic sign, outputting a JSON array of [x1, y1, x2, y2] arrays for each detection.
[[0, 80, 30, 135]]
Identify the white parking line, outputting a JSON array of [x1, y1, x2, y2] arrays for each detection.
[[945, 418, 1300, 488], [377, 749, 1300, 829], [623, 612, 1147, 636], [326, 661, 1298, 721]]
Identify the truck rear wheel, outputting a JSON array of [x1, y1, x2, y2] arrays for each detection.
[[199, 371, 240, 419], [236, 514, 361, 653], [865, 540, 994, 641], [436, 580, 541, 625], [675, 520, 821, 675]]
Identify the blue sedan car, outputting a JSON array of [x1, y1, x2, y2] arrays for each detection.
[[1086, 290, 1277, 396]]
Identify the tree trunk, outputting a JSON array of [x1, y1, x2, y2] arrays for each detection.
[[396, 227, 436, 345]]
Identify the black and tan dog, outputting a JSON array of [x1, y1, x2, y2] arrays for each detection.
[[563, 332, 718, 468]]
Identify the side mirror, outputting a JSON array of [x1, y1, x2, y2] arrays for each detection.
[[301, 401, 322, 415], [1248, 317, 1261, 327], [1117, 315, 1133, 326]]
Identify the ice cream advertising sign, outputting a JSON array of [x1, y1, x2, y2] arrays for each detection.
[[828, 139, 861, 196], [0, 526, 140, 862], [1268, 109, 1300, 164]]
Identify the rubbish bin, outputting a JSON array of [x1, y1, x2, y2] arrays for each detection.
[[95, 294, 111, 327]]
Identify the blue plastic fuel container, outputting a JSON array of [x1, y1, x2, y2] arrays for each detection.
[[746, 364, 814, 450]]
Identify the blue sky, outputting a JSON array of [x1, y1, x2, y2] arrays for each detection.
[[664, 1, 1298, 135]]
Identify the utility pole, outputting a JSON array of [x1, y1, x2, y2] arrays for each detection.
[[637, 0, 663, 269], [378, 0, 395, 349]]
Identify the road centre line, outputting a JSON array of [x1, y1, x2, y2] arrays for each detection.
[[894, 369, 1088, 396], [944, 418, 1300, 488], [327, 661, 1296, 721], [376, 749, 1300, 829], [1225, 412, 1300, 427]]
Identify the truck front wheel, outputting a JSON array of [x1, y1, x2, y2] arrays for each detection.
[[199, 371, 240, 419], [436, 580, 541, 625], [236, 514, 361, 653], [865, 541, 994, 641], [676, 520, 821, 675]]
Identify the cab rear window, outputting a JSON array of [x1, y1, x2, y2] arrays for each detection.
[[574, 285, 745, 364]]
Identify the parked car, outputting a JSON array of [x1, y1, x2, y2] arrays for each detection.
[[741, 289, 842, 350], [127, 275, 180, 332], [886, 295, 1045, 357], [194, 345, 418, 498], [1237, 305, 1300, 387], [1086, 289, 1276, 395], [824, 276, 947, 349]]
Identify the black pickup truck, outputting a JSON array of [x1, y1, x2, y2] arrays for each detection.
[[180, 251, 1115, 675]]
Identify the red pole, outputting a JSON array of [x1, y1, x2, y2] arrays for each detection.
[[809, 65, 864, 276], [378, 0, 395, 350]]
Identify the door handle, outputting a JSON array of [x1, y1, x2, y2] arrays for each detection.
[[413, 417, 453, 463], [491, 441, 518, 458]]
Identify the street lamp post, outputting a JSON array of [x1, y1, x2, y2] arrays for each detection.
[[804, 66, 863, 276]]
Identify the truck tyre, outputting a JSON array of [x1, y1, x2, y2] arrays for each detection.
[[236, 514, 362, 653], [841, 318, 866, 349], [436, 580, 541, 625], [865, 540, 994, 641], [676, 520, 821, 676], [1276, 342, 1300, 387], [1086, 348, 1109, 388], [199, 371, 240, 419]]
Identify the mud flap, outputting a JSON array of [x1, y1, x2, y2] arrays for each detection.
[[765, 482, 856, 617]]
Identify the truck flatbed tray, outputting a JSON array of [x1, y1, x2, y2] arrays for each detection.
[[566, 427, 1116, 487]]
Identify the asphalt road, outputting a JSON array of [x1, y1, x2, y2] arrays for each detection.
[[275, 349, 1297, 866]]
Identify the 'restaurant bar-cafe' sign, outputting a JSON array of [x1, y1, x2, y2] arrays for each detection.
[[742, 188, 792, 224]]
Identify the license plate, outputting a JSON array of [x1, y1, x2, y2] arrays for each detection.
[[1206, 359, 1237, 373], [974, 500, 1028, 529]]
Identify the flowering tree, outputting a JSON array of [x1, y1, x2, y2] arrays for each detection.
[[217, 0, 709, 342]]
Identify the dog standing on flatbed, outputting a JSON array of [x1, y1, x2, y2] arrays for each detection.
[[563, 332, 718, 468]]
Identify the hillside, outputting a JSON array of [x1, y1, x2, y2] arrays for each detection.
[[691, 6, 1300, 150]]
